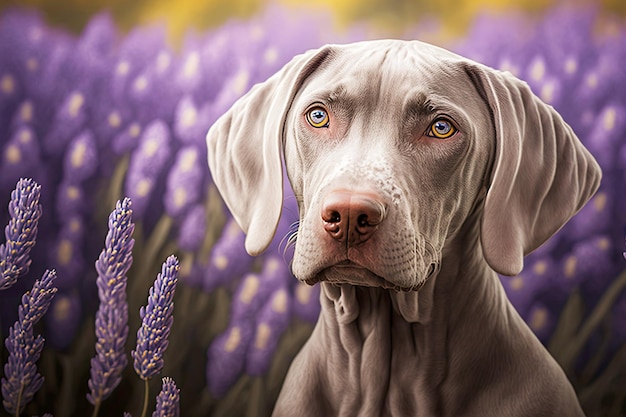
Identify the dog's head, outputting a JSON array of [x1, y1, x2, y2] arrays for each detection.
[[207, 40, 601, 292]]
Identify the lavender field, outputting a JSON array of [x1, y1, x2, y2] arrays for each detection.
[[0, 4, 625, 417]]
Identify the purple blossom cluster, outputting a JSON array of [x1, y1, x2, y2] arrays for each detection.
[[2, 269, 57, 416], [87, 197, 134, 411], [0, 178, 41, 291], [0, 3, 623, 417], [132, 255, 179, 381], [454, 7, 626, 348], [152, 377, 180, 417]]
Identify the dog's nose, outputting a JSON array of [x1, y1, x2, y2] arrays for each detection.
[[321, 191, 386, 246]]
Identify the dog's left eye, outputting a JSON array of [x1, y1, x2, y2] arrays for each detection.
[[306, 106, 330, 128], [427, 118, 457, 139]]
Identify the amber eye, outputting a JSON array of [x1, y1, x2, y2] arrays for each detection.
[[427, 118, 457, 139], [306, 106, 329, 128]]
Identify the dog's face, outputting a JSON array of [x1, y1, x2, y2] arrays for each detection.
[[207, 40, 600, 292], [284, 44, 493, 290]]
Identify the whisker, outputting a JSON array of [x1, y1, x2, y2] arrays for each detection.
[[279, 220, 300, 264]]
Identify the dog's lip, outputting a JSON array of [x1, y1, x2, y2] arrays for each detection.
[[307, 260, 416, 291]]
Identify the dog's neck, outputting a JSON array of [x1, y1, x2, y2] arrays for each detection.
[[312, 210, 514, 415]]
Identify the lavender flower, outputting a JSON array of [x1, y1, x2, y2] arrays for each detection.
[[49, 218, 86, 291], [87, 198, 134, 408], [584, 104, 626, 171], [564, 191, 613, 241], [124, 119, 171, 219], [574, 235, 618, 305], [73, 13, 117, 81], [0, 178, 42, 291], [173, 95, 212, 145], [110, 24, 167, 108], [231, 256, 291, 322], [112, 121, 142, 155], [203, 217, 254, 292], [0, 126, 40, 190], [132, 255, 179, 380], [163, 145, 204, 218], [93, 107, 126, 147], [10, 100, 36, 130], [291, 281, 321, 323], [176, 204, 206, 252], [2, 269, 57, 415], [63, 130, 98, 183], [501, 259, 556, 317], [206, 323, 253, 397], [128, 47, 179, 122], [174, 47, 203, 94], [44, 290, 82, 351], [44, 90, 87, 154], [55, 180, 86, 221], [246, 287, 292, 376], [525, 302, 555, 343], [152, 377, 180, 417]]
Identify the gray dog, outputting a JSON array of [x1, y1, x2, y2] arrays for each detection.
[[206, 40, 601, 416]]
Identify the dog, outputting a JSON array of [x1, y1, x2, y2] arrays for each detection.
[[206, 40, 601, 416]]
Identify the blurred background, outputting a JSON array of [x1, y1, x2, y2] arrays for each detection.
[[0, 0, 625, 43], [0, 0, 625, 416]]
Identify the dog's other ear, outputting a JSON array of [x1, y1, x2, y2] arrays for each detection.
[[207, 47, 333, 256], [466, 64, 602, 276]]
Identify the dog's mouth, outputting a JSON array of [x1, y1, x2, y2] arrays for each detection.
[[304, 260, 438, 292]]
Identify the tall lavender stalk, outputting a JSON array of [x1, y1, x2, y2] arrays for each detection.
[[132, 255, 179, 417], [1, 269, 57, 416], [0, 178, 42, 290], [87, 197, 134, 416], [152, 377, 180, 417]]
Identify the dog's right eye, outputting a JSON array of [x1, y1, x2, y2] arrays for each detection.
[[306, 106, 330, 128], [426, 118, 457, 139]]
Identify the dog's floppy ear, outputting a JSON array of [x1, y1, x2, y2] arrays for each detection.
[[207, 47, 333, 255], [465, 64, 601, 276]]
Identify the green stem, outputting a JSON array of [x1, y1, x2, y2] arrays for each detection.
[[140, 378, 150, 417]]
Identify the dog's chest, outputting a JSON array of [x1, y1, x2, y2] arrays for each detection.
[[318, 287, 445, 416]]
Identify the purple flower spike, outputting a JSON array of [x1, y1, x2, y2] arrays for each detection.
[[291, 282, 321, 323], [176, 204, 206, 252], [231, 256, 291, 323], [132, 255, 179, 380], [2, 269, 57, 415], [87, 198, 134, 407], [203, 217, 254, 292], [0, 178, 42, 291], [55, 181, 86, 221], [246, 287, 292, 376], [206, 323, 253, 397], [44, 290, 82, 351], [124, 119, 171, 219], [525, 302, 556, 343], [173, 95, 212, 145], [152, 377, 180, 417], [44, 90, 88, 154], [500, 258, 554, 317], [112, 122, 142, 155], [0, 126, 41, 189], [164, 146, 204, 218], [63, 130, 98, 183]]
